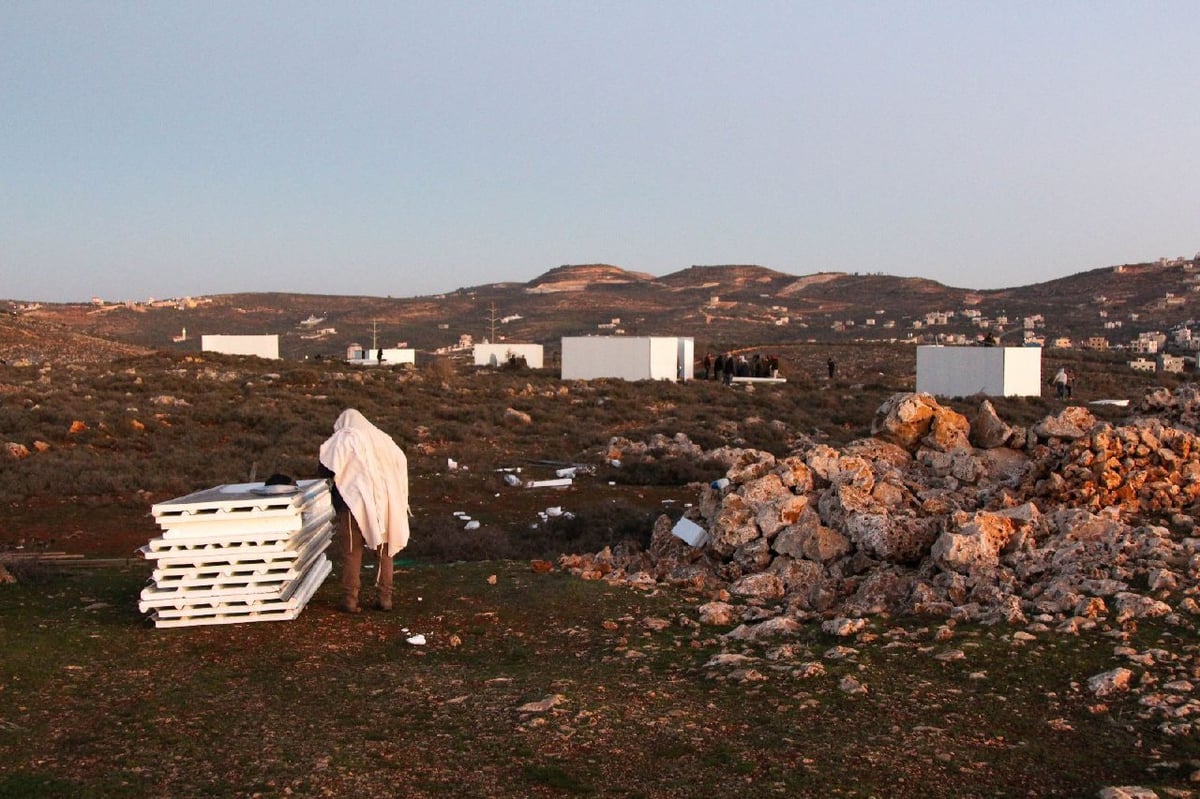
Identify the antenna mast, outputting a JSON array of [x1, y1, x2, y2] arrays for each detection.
[[486, 303, 500, 343]]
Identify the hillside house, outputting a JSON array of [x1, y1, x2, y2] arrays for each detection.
[[1131, 332, 1166, 355], [433, 334, 473, 355], [1050, 337, 1073, 349], [1129, 358, 1156, 373], [1160, 354, 1186, 374], [1083, 337, 1109, 350]]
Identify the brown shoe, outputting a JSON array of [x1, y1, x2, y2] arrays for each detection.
[[374, 596, 393, 612], [338, 599, 361, 614]]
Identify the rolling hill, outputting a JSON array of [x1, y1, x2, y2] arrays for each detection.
[[3, 258, 1199, 364]]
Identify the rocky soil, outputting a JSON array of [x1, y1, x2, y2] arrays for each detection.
[[562, 387, 1200, 794]]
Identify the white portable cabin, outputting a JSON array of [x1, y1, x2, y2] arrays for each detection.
[[561, 336, 694, 381], [201, 334, 280, 359], [473, 343, 544, 368], [915, 345, 1042, 397], [346, 345, 415, 367]]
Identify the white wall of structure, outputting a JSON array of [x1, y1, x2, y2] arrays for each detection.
[[473, 343, 545, 368], [347, 347, 415, 366], [201, 334, 279, 359], [561, 336, 694, 381], [915, 345, 1042, 397]]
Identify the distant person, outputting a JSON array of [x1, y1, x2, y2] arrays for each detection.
[[318, 409, 411, 613], [1052, 368, 1069, 399], [713, 353, 725, 381], [827, 358, 836, 379], [377, 347, 383, 364], [702, 352, 712, 379], [723, 353, 734, 385], [1065, 368, 1075, 399]]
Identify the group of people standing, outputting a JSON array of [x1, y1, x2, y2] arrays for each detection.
[[701, 352, 780, 384]]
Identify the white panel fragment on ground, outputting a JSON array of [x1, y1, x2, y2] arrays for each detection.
[[525, 478, 572, 488], [671, 517, 710, 548], [138, 479, 335, 628]]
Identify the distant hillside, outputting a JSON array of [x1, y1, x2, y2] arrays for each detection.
[[524, 264, 656, 293], [0, 311, 151, 365], [4, 258, 1199, 363]]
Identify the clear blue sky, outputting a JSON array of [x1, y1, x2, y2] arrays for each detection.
[[3, 1, 1198, 303]]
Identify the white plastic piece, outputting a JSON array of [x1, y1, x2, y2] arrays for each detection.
[[671, 517, 709, 548]]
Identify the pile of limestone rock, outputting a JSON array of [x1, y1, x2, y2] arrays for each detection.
[[561, 388, 1200, 632]]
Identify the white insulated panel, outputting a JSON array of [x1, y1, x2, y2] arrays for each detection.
[[140, 479, 334, 628], [146, 557, 332, 628]]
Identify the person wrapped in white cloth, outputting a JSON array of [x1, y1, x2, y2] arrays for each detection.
[[317, 409, 411, 613]]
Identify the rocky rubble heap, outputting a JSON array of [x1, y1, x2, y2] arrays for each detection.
[[562, 389, 1200, 632]]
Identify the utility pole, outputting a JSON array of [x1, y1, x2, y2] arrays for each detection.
[[486, 303, 501, 343]]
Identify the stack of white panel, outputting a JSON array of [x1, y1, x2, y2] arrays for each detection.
[[139, 479, 335, 628]]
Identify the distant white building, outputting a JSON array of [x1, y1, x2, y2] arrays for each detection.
[[916, 345, 1042, 397], [346, 344, 415, 367], [473, 343, 544, 368], [561, 336, 694, 382], [201, 334, 279, 359]]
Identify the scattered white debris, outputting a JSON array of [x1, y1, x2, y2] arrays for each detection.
[[406, 634, 426, 646], [671, 517, 709, 548], [447, 458, 458, 470], [525, 478, 572, 489], [464, 520, 481, 530], [503, 474, 522, 487]]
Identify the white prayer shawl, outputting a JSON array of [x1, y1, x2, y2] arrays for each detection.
[[318, 409, 410, 557]]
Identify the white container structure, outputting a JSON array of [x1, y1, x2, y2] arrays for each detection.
[[473, 343, 545, 368], [346, 345, 416, 366], [201, 334, 280, 359], [915, 345, 1042, 397], [561, 336, 694, 381], [139, 479, 334, 628]]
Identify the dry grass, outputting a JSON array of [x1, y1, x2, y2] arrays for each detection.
[[2, 344, 1199, 796], [1, 562, 1196, 798]]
